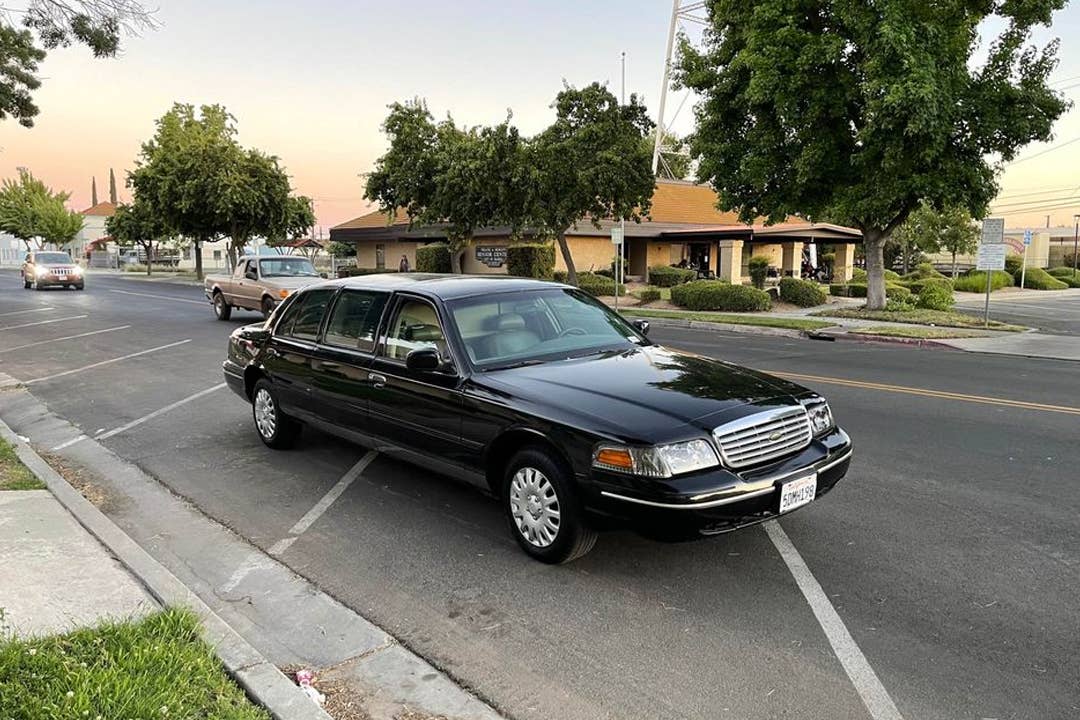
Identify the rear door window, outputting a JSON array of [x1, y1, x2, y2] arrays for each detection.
[[279, 288, 334, 341], [323, 291, 389, 352]]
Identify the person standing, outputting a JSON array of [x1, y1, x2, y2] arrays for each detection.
[[399, 254, 410, 272]]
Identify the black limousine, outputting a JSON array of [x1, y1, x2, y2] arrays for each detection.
[[222, 274, 852, 563]]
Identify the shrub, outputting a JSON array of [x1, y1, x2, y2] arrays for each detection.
[[953, 270, 1013, 293], [671, 280, 771, 311], [903, 277, 954, 294], [1048, 266, 1080, 287], [648, 265, 697, 287], [852, 267, 868, 282], [1018, 266, 1069, 290], [908, 262, 949, 280], [846, 283, 868, 297], [506, 243, 555, 279], [886, 295, 917, 312], [576, 272, 625, 297], [1059, 252, 1079, 269], [1005, 253, 1024, 277], [416, 243, 451, 273], [553, 270, 568, 283], [917, 282, 955, 311], [829, 283, 849, 297], [748, 255, 771, 289], [886, 284, 912, 301], [337, 267, 398, 278], [778, 277, 827, 307], [635, 286, 661, 304], [883, 269, 901, 281]]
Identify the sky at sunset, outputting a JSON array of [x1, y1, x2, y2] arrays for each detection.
[[3, 0, 1080, 233]]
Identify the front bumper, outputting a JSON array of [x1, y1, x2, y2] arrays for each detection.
[[34, 274, 83, 286], [583, 427, 852, 538]]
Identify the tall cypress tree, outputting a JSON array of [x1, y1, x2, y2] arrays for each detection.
[[108, 168, 118, 204], [91, 177, 98, 206]]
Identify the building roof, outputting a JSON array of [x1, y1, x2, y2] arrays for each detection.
[[80, 201, 118, 217], [645, 180, 744, 225], [333, 207, 408, 230]]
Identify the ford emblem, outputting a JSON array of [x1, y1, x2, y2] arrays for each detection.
[[768, 431, 784, 442]]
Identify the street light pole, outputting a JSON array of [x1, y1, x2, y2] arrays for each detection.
[[1073, 214, 1079, 278]]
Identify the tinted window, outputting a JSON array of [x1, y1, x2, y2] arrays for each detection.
[[381, 298, 447, 361], [34, 252, 73, 264], [282, 289, 334, 341], [323, 291, 388, 352]]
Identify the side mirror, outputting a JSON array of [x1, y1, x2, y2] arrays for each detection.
[[631, 319, 650, 336], [245, 270, 257, 281], [405, 347, 441, 372]]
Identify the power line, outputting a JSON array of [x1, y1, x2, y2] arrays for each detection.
[[1005, 135, 1080, 165], [994, 186, 1076, 201], [992, 194, 1080, 210]]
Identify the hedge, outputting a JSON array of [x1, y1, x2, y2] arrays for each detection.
[[577, 272, 625, 297], [416, 243, 452, 273], [648, 265, 697, 287], [917, 282, 955, 311], [829, 282, 909, 299], [953, 270, 1013, 293], [1048, 266, 1080, 287], [748, 255, 770, 290], [635, 286, 661, 304], [886, 284, 912, 301], [778, 277, 827, 307], [902, 263, 949, 281], [902, 277, 954, 294], [506, 243, 555, 279], [671, 280, 771, 311], [1018, 266, 1069, 290], [852, 267, 900, 282], [1005, 254, 1024, 277], [337, 267, 398, 278]]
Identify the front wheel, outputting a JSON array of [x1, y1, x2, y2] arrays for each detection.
[[23, 276, 31, 289], [213, 292, 232, 321], [252, 380, 301, 449], [261, 296, 275, 318], [503, 447, 597, 564]]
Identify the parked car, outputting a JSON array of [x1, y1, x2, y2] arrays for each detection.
[[204, 255, 325, 319], [221, 275, 852, 563], [22, 251, 84, 290]]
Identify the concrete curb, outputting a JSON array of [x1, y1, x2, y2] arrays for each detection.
[[0, 417, 332, 720], [623, 314, 814, 339], [806, 330, 962, 351]]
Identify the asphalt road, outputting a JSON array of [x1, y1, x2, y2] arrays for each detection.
[[954, 288, 1080, 335], [1, 268, 1077, 720]]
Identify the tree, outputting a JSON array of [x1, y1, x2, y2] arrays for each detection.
[[108, 167, 117, 204], [91, 176, 98, 205], [130, 103, 240, 280], [936, 206, 980, 278], [678, 1, 1069, 309], [0, 168, 81, 249], [890, 204, 942, 274], [221, 148, 292, 267], [529, 82, 655, 285], [107, 199, 170, 275], [266, 195, 316, 250], [1, 1, 155, 127]]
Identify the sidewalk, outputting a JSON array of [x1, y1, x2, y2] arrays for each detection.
[[85, 267, 204, 286]]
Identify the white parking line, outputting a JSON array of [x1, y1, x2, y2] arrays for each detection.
[[24, 339, 192, 385], [109, 289, 207, 306], [95, 383, 226, 442], [268, 450, 379, 556], [51, 434, 88, 451], [0, 315, 87, 331], [0, 307, 53, 318], [0, 325, 130, 355], [765, 522, 903, 720]]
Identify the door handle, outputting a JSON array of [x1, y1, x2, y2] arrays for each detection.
[[320, 361, 341, 370], [368, 373, 387, 388]]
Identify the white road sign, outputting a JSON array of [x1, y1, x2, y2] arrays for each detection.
[[976, 243, 1007, 271], [610, 226, 624, 245], [981, 218, 1005, 245]]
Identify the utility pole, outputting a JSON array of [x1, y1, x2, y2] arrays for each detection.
[[1073, 214, 1079, 278], [616, 51, 627, 312], [651, 1, 709, 176]]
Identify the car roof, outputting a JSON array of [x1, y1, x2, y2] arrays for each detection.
[[318, 273, 571, 300]]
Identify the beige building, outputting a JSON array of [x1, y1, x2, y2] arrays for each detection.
[[70, 201, 117, 259], [330, 180, 863, 283]]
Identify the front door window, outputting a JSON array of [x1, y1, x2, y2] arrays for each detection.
[[381, 298, 448, 362]]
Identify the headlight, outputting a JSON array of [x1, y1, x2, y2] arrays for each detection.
[[800, 398, 834, 436], [35, 266, 48, 276], [71, 266, 83, 276], [593, 439, 719, 478]]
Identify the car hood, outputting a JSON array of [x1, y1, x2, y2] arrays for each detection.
[[474, 345, 811, 444], [264, 276, 323, 290]]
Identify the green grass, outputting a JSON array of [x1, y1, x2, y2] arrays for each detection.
[[0, 608, 269, 720], [812, 307, 1027, 331], [624, 308, 835, 331], [0, 436, 45, 490], [853, 325, 988, 339]]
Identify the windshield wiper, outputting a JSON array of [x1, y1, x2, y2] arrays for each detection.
[[482, 358, 548, 371]]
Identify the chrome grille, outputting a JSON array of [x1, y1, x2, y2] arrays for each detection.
[[713, 407, 812, 469]]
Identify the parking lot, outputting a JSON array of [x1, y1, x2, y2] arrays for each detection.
[[955, 287, 1080, 335], [1, 268, 1077, 720]]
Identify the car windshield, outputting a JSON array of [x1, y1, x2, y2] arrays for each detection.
[[259, 258, 319, 277], [35, 252, 73, 264], [447, 288, 647, 370]]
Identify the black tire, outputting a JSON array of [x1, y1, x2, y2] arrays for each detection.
[[503, 446, 597, 564], [251, 379, 301, 449], [261, 296, 275, 318], [23, 276, 31, 289], [213, 291, 232, 321], [33, 280, 43, 291], [74, 283, 84, 291]]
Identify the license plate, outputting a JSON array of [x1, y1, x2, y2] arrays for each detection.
[[778, 473, 817, 514]]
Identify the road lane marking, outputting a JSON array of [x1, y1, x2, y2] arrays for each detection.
[[24, 339, 192, 385], [770, 371, 1080, 416], [93, 383, 227, 443], [268, 450, 379, 556], [765, 522, 904, 720], [0, 314, 87, 331], [0, 307, 53, 318], [0, 325, 130, 355], [108, 289, 207, 306]]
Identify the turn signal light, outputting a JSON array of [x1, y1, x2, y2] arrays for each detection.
[[595, 447, 634, 470], [278, 289, 290, 299]]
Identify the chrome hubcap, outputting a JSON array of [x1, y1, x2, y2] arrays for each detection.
[[254, 389, 276, 439], [509, 467, 561, 548]]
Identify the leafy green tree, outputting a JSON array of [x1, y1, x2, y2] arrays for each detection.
[[108, 167, 118, 204], [222, 149, 292, 267], [266, 195, 316, 247], [890, 204, 942, 274], [1, 1, 154, 127], [893, 203, 979, 277], [677, 0, 1069, 309], [130, 103, 240, 280], [107, 199, 171, 275], [0, 168, 80, 249], [529, 83, 655, 286], [647, 128, 693, 181]]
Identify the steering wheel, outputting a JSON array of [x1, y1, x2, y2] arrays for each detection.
[[557, 326, 588, 338]]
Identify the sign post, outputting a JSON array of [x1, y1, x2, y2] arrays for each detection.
[[977, 218, 1007, 328], [611, 226, 624, 312], [1020, 229, 1032, 291]]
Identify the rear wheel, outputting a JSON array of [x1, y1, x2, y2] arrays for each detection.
[[503, 447, 597, 564], [213, 292, 232, 320], [252, 380, 301, 449]]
